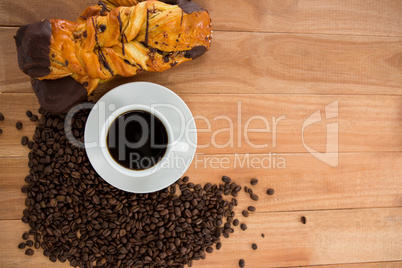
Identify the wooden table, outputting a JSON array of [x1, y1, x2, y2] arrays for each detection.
[[0, 0, 401, 267]]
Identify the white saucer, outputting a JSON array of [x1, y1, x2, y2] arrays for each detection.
[[84, 82, 197, 193]]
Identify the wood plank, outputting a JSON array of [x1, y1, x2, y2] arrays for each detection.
[[1, 0, 401, 37], [1, 152, 401, 220], [0, 93, 401, 157], [2, 29, 402, 95], [296, 262, 402, 268], [0, 208, 401, 267], [0, 0, 94, 26]]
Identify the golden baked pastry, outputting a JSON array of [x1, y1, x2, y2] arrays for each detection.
[[15, 0, 212, 113]]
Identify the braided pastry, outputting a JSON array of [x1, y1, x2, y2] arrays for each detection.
[[15, 0, 212, 113]]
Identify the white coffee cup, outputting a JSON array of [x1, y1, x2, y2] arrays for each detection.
[[85, 82, 197, 193], [99, 104, 190, 177]]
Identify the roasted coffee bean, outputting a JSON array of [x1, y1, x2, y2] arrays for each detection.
[[244, 186, 248, 193], [0, 113, 4, 121], [38, 107, 46, 114], [21, 136, 28, 146], [247, 206, 256, 212], [18, 243, 26, 249], [250, 193, 259, 201], [22, 233, 29, 240], [26, 240, 33, 247], [242, 210, 249, 217], [216, 242, 222, 250], [250, 178, 258, 185], [21, 185, 28, 193], [261, 233, 265, 238], [301, 216, 307, 224], [239, 259, 245, 267], [26, 111, 33, 118], [16, 121, 23, 130], [30, 115, 39, 122], [233, 219, 239, 226], [27, 141, 34, 149], [267, 188, 275, 195], [206, 247, 213, 253], [34, 241, 40, 249], [240, 224, 247, 231], [25, 249, 34, 255], [49, 255, 57, 262], [0, 129, 2, 134], [252, 243, 258, 250], [222, 176, 231, 183]]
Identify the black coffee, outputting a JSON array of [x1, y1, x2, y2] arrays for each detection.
[[107, 110, 168, 170]]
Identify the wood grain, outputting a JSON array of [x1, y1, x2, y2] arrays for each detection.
[[0, 208, 401, 267], [0, 0, 94, 26], [303, 263, 402, 268], [1, 152, 401, 220], [1, 0, 402, 37], [1, 93, 401, 157], [1, 28, 402, 95]]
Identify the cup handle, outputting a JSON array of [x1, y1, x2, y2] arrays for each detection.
[[171, 142, 189, 153]]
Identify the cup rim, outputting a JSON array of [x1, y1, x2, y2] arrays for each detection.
[[100, 104, 174, 177]]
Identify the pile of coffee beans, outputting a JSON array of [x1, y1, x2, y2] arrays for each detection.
[[19, 108, 241, 267]]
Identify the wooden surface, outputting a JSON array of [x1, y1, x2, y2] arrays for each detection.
[[0, 0, 401, 267]]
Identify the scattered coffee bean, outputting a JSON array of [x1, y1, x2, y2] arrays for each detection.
[[250, 178, 258, 185], [216, 242, 222, 250], [34, 241, 40, 249], [25, 249, 34, 256], [18, 243, 26, 249], [30, 115, 38, 122], [250, 193, 259, 201], [38, 107, 46, 114], [27, 141, 34, 149], [26, 111, 33, 118], [240, 224, 247, 231], [301, 216, 307, 224], [247, 206, 256, 212], [244, 186, 248, 193], [21, 185, 28, 193], [267, 188, 275, 195], [222, 176, 231, 183], [21, 136, 28, 146], [242, 210, 249, 217], [261, 233, 265, 238], [0, 113, 4, 121], [206, 247, 214, 253], [15, 121, 23, 130], [0, 129, 2, 134], [26, 240, 33, 247], [22, 232, 29, 240], [239, 259, 245, 267], [252, 243, 258, 250]]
